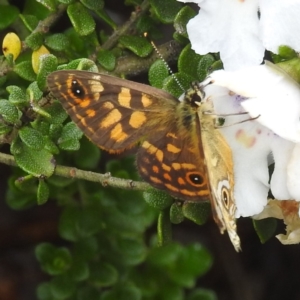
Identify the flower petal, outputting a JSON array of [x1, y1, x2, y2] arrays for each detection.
[[287, 143, 300, 200], [204, 84, 271, 217], [186, 0, 263, 70], [260, 0, 300, 53]]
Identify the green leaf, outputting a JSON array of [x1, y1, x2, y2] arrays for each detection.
[[174, 6, 197, 38], [149, 60, 169, 89], [170, 202, 184, 224], [75, 58, 98, 71], [44, 137, 60, 154], [48, 124, 62, 139], [187, 288, 218, 300], [163, 72, 194, 98], [182, 201, 210, 225], [45, 34, 71, 51], [119, 36, 153, 57], [276, 58, 300, 83], [95, 9, 117, 30], [27, 81, 43, 102], [35, 243, 72, 275], [80, 0, 104, 10], [58, 122, 83, 151], [77, 286, 103, 300], [143, 188, 173, 210], [24, 0, 51, 19], [168, 243, 212, 287], [14, 61, 37, 81], [19, 127, 45, 150], [253, 218, 277, 244], [67, 261, 89, 282], [97, 49, 116, 71], [58, 0, 75, 3], [7, 86, 27, 106], [19, 14, 39, 32], [136, 15, 160, 37], [25, 32, 44, 50], [277, 45, 298, 60], [118, 237, 147, 266], [59, 58, 98, 72], [73, 237, 99, 260], [67, 2, 96, 36], [173, 31, 189, 44], [37, 179, 49, 205], [50, 275, 76, 299], [59, 206, 104, 241], [150, 0, 182, 24], [90, 263, 118, 287], [100, 285, 142, 300], [197, 54, 216, 81], [11, 138, 55, 177], [159, 285, 184, 300], [36, 282, 52, 300], [0, 99, 20, 124], [44, 101, 68, 124], [148, 242, 182, 266], [36, 0, 57, 11], [74, 136, 101, 169], [157, 210, 172, 246], [178, 44, 203, 79], [0, 5, 19, 30], [36, 54, 58, 90], [0, 123, 12, 135]]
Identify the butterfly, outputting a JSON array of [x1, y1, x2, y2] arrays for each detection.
[[47, 70, 241, 251]]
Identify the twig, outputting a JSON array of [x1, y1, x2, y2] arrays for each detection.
[[0, 152, 151, 191], [22, 4, 67, 52], [101, 0, 151, 51], [105, 40, 183, 77]]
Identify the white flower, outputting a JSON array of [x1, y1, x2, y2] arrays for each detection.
[[203, 83, 271, 217], [178, 0, 300, 70], [203, 61, 300, 216], [210, 62, 300, 143]]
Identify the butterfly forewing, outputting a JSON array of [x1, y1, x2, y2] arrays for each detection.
[[47, 71, 179, 152]]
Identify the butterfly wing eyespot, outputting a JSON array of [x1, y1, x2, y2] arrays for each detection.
[[70, 79, 85, 98], [186, 172, 205, 187], [221, 187, 230, 208]]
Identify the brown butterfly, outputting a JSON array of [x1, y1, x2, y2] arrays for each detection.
[[47, 70, 241, 251]]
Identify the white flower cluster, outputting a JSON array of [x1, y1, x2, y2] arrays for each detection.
[[178, 0, 300, 244]]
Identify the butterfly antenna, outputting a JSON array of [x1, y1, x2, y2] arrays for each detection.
[[145, 33, 186, 93]]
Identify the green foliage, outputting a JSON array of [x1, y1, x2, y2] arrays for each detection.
[[253, 218, 278, 244], [119, 35, 153, 57], [0, 1, 218, 299], [182, 202, 211, 225], [0, 5, 19, 30]]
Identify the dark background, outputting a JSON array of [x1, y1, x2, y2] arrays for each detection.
[[1, 158, 300, 300]]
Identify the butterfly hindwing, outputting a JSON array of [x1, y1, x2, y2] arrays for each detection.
[[199, 100, 241, 251]]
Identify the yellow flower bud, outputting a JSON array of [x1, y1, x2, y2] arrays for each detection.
[[2, 32, 22, 61], [32, 45, 50, 74]]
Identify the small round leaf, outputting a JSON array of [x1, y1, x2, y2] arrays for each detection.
[[67, 2, 96, 36]]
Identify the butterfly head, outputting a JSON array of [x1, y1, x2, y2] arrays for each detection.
[[184, 82, 206, 109]]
